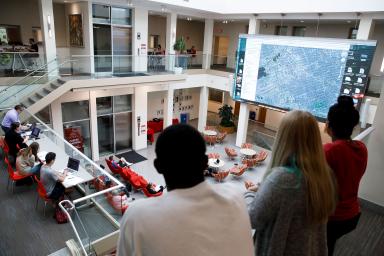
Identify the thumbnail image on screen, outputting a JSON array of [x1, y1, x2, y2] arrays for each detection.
[[232, 35, 376, 119]]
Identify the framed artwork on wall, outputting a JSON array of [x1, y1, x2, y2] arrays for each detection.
[[69, 14, 84, 47]]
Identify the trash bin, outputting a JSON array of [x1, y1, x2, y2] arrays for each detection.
[[180, 113, 190, 124]]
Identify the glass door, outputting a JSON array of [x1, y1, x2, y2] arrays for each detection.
[[112, 27, 132, 74], [93, 24, 112, 73]]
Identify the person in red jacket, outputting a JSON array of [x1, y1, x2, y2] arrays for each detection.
[[324, 96, 368, 255]]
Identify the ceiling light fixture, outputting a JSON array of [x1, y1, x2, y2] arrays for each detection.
[[161, 5, 166, 12], [127, 0, 133, 7], [187, 17, 192, 21], [222, 20, 228, 24], [300, 20, 304, 23], [347, 20, 351, 23]]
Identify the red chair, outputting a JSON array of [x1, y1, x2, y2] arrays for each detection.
[[121, 167, 163, 197], [4, 157, 33, 193], [208, 153, 220, 159], [34, 175, 52, 216], [105, 191, 129, 215], [204, 135, 217, 146], [105, 158, 124, 176], [147, 128, 155, 144], [212, 170, 230, 182], [225, 147, 238, 160], [216, 131, 227, 144], [230, 164, 248, 176], [241, 143, 253, 149]]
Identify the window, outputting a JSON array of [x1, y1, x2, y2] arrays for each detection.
[[275, 26, 288, 36], [0, 25, 22, 45], [92, 4, 111, 24], [111, 7, 132, 25], [292, 26, 306, 37], [209, 89, 223, 103], [149, 35, 160, 49]]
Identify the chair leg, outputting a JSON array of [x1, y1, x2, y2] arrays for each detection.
[[43, 201, 47, 217]]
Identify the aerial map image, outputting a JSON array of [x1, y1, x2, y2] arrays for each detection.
[[255, 44, 347, 118]]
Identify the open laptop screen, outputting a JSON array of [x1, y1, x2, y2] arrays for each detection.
[[67, 157, 80, 172], [31, 127, 41, 138]]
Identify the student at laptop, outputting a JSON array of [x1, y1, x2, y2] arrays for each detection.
[[16, 142, 42, 176], [40, 152, 67, 202], [5, 122, 28, 165]]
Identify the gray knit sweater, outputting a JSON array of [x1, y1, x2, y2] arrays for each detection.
[[244, 167, 327, 256]]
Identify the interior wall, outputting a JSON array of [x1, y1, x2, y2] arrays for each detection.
[[0, 0, 40, 44], [53, 3, 68, 47], [213, 21, 248, 68], [147, 87, 200, 121], [176, 19, 205, 51], [148, 15, 167, 50]]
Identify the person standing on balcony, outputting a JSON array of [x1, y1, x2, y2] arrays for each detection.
[[1, 105, 23, 134]]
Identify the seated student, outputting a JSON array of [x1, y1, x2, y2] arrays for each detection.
[[5, 122, 28, 165], [146, 182, 165, 195], [109, 155, 133, 168], [324, 96, 368, 255], [40, 152, 68, 202], [244, 110, 336, 256], [16, 142, 42, 176], [117, 124, 254, 256]]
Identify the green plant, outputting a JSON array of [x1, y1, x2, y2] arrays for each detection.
[[218, 104, 235, 127], [173, 37, 186, 53]]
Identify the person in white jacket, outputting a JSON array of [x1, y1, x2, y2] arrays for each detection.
[[117, 124, 254, 256]]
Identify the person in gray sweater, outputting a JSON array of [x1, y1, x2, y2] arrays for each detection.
[[245, 110, 337, 256]]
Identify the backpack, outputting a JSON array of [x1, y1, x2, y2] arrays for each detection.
[[55, 206, 69, 224]]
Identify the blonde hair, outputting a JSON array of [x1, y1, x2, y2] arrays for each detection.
[[264, 110, 336, 224]]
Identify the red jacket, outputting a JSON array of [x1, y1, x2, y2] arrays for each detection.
[[324, 140, 367, 221]]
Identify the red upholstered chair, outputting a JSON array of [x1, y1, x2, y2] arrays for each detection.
[[172, 118, 179, 125], [204, 135, 217, 146], [204, 125, 217, 131], [212, 170, 230, 182], [105, 191, 129, 215], [105, 158, 123, 176], [216, 131, 227, 144], [34, 175, 52, 216], [253, 150, 268, 163], [225, 147, 238, 160], [208, 153, 220, 159], [230, 164, 247, 176], [147, 128, 155, 144], [241, 143, 253, 149], [121, 167, 163, 197], [5, 157, 33, 193], [142, 185, 163, 197]]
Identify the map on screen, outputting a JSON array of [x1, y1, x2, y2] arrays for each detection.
[[233, 35, 376, 119]]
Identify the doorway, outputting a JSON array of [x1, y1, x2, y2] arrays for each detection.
[[112, 26, 132, 74], [213, 36, 229, 67], [93, 24, 112, 73]]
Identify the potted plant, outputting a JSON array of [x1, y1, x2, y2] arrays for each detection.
[[173, 37, 187, 73], [218, 104, 236, 134]]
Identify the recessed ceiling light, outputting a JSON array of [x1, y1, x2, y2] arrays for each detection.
[[187, 17, 192, 21], [222, 20, 228, 24], [347, 20, 352, 23], [300, 20, 304, 23]]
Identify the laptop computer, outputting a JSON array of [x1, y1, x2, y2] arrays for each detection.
[[30, 126, 41, 139], [67, 157, 80, 173]]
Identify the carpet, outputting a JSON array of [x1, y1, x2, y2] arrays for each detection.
[[116, 150, 147, 164]]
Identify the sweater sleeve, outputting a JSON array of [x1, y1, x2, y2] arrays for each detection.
[[244, 167, 299, 230]]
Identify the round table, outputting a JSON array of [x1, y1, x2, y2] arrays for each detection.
[[208, 158, 225, 169], [240, 148, 257, 158], [203, 130, 217, 136]]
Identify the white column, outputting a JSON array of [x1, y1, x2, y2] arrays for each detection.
[[166, 12, 177, 71], [132, 86, 148, 150], [163, 87, 174, 129], [356, 15, 375, 40], [235, 103, 250, 147], [38, 0, 57, 73], [86, 1, 95, 74], [202, 19, 214, 70], [132, 7, 148, 72], [50, 99, 65, 149], [248, 16, 261, 34], [359, 80, 384, 206], [198, 86, 209, 132], [89, 91, 99, 161]]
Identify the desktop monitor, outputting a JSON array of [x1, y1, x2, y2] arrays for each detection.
[[232, 35, 377, 119]]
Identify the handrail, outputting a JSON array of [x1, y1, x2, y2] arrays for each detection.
[[0, 57, 59, 94], [353, 126, 375, 141], [71, 54, 197, 57], [0, 59, 75, 107], [59, 200, 89, 256]]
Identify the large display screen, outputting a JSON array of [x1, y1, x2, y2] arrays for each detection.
[[233, 35, 376, 119]]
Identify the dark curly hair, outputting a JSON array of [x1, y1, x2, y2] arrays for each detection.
[[327, 96, 359, 139]]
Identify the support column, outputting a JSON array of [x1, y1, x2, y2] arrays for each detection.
[[356, 15, 375, 40], [163, 87, 174, 129], [132, 86, 148, 150], [166, 12, 177, 71], [248, 16, 261, 34], [198, 86, 209, 132], [50, 99, 65, 150], [89, 91, 99, 161], [202, 19, 214, 70], [235, 103, 250, 147], [132, 7, 148, 72], [38, 0, 57, 73]]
